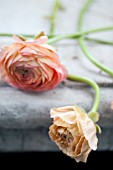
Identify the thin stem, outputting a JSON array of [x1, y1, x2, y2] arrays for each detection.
[[47, 26, 113, 44], [68, 74, 100, 112], [49, 0, 60, 37], [1, 25, 113, 45], [77, 0, 93, 30], [77, 0, 113, 77], [85, 37, 113, 46], [0, 33, 34, 38], [79, 40, 113, 76]]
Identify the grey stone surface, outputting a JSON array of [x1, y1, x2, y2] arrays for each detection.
[[0, 128, 58, 152], [0, 82, 113, 129], [0, 127, 113, 152], [0, 0, 113, 151]]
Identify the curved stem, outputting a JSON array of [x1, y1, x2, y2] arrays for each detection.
[[68, 74, 100, 112], [77, 0, 113, 77], [79, 39, 113, 76], [85, 37, 113, 46], [47, 26, 113, 44], [49, 0, 60, 37]]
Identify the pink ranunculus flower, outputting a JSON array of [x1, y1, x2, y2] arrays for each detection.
[[0, 35, 67, 92]]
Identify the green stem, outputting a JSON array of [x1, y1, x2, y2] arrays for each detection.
[[68, 74, 100, 112], [47, 26, 113, 44], [0, 33, 55, 39], [85, 37, 113, 46], [1, 25, 113, 46], [49, 0, 60, 37], [77, 0, 113, 77], [0, 33, 35, 38]]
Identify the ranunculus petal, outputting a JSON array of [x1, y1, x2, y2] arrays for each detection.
[[13, 35, 48, 45], [34, 36, 48, 45], [73, 106, 98, 150], [75, 148, 91, 163], [13, 34, 24, 43], [50, 106, 77, 124], [40, 44, 56, 53], [20, 47, 37, 56]]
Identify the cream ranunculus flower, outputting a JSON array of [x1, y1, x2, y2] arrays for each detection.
[[49, 106, 98, 163], [0, 34, 67, 92]]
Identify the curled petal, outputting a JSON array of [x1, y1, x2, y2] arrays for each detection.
[[13, 34, 48, 45], [33, 36, 48, 45], [50, 107, 77, 124], [73, 106, 98, 150]]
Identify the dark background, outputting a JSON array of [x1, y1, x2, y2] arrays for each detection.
[[0, 151, 113, 169]]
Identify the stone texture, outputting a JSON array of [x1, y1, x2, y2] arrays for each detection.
[[0, 83, 113, 129], [0, 127, 113, 152], [0, 0, 113, 151]]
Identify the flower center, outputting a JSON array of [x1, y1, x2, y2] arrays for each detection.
[[57, 127, 73, 147], [14, 66, 33, 81]]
